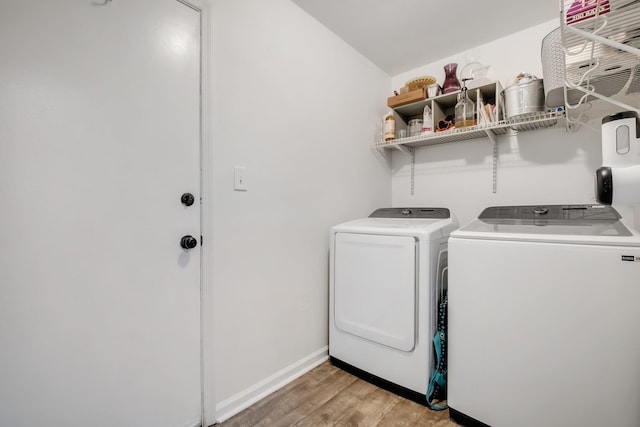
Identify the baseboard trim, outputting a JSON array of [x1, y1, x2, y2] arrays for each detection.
[[449, 407, 491, 427], [213, 346, 329, 423], [329, 356, 430, 407]]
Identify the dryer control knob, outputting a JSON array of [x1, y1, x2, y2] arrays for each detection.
[[533, 207, 548, 216]]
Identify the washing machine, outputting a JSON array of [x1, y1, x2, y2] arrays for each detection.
[[448, 205, 640, 427], [329, 207, 457, 403]]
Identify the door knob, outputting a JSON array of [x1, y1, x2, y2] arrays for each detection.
[[180, 235, 198, 249], [181, 193, 195, 206]]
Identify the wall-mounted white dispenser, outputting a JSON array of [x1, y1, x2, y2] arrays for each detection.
[[596, 111, 640, 205]]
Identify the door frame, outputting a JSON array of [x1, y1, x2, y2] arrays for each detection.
[[173, 0, 215, 425], [178, 0, 215, 425]]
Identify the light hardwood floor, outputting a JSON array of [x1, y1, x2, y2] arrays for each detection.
[[217, 361, 458, 427]]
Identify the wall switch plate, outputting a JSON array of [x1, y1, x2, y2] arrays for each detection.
[[234, 166, 247, 191]]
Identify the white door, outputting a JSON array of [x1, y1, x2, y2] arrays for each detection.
[[0, 1, 202, 426]]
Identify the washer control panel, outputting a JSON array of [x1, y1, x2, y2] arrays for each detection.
[[478, 204, 620, 222]]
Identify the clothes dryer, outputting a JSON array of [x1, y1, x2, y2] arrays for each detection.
[[448, 205, 640, 427], [329, 207, 457, 403]]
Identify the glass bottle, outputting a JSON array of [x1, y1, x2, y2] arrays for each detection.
[[455, 78, 475, 128], [383, 109, 395, 141], [442, 63, 461, 94]]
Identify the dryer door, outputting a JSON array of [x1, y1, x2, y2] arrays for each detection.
[[334, 232, 416, 351]]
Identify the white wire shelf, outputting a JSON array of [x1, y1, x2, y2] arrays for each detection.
[[374, 111, 564, 150], [560, 0, 640, 125]]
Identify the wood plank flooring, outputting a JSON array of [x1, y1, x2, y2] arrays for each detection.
[[217, 361, 458, 427]]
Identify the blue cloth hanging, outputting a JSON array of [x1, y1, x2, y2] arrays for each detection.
[[426, 291, 448, 411]]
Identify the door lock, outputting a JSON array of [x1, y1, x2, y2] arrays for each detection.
[[180, 235, 198, 249], [181, 193, 195, 207]]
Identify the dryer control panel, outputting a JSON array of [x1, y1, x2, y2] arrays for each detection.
[[369, 207, 450, 219]]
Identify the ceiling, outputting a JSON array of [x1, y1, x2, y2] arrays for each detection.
[[292, 0, 559, 75]]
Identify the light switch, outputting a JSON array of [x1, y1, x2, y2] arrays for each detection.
[[234, 166, 247, 191]]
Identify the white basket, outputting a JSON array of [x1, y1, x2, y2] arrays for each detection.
[[541, 26, 640, 108], [541, 27, 567, 107]]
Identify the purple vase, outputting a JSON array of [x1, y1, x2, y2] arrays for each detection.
[[442, 63, 461, 94]]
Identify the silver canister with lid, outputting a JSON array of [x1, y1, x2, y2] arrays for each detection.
[[503, 74, 545, 119]]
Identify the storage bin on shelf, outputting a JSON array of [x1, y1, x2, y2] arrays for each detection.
[[384, 82, 502, 143]]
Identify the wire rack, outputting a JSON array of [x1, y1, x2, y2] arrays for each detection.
[[374, 111, 564, 150], [560, 0, 640, 127]]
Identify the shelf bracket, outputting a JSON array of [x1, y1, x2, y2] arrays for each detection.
[[391, 145, 415, 196], [492, 137, 498, 194], [392, 145, 414, 157], [482, 129, 497, 145], [483, 130, 498, 193]]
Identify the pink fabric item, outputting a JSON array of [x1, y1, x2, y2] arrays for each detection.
[[566, 0, 611, 24]]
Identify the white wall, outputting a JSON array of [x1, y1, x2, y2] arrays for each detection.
[[390, 20, 637, 227], [205, 0, 391, 422], [392, 126, 602, 226], [391, 20, 560, 97]]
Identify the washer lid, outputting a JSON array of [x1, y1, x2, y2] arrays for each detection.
[[454, 204, 640, 246]]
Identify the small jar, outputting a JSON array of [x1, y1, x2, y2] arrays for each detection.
[[408, 118, 423, 136], [427, 84, 441, 98]]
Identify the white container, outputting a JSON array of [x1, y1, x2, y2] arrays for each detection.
[[408, 118, 423, 136], [427, 84, 441, 98], [422, 105, 433, 134]]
